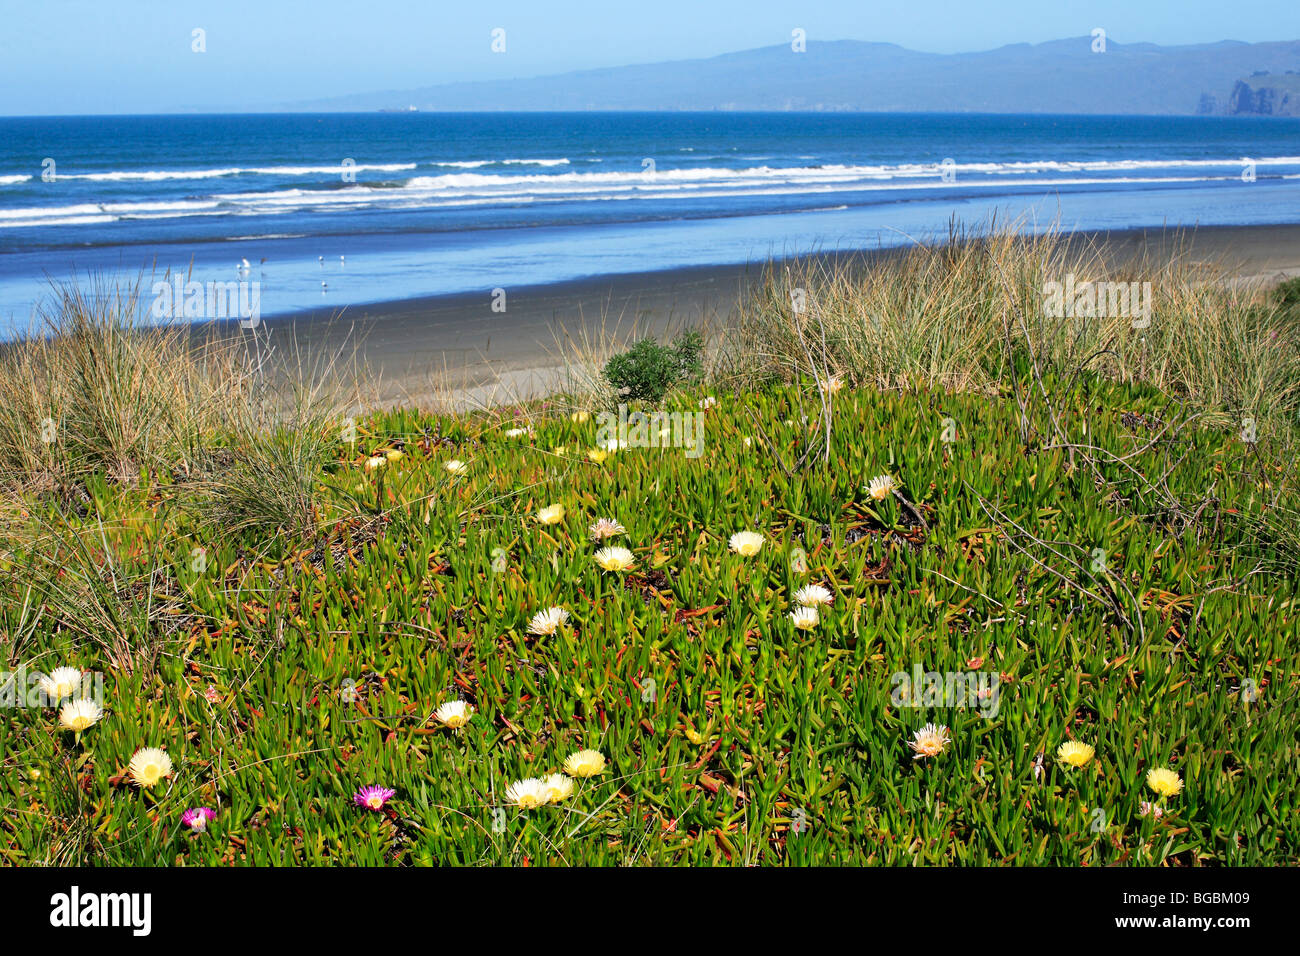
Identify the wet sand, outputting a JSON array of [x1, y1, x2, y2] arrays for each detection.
[[238, 222, 1300, 408]]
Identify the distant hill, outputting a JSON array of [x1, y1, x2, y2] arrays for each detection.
[[289, 37, 1300, 115]]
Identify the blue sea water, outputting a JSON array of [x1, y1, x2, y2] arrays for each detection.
[[1, 111, 1298, 334]]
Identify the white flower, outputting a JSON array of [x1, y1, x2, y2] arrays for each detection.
[[594, 546, 635, 572], [434, 700, 474, 729], [444, 459, 468, 475], [364, 455, 387, 472], [908, 723, 951, 760], [535, 503, 565, 525], [699, 396, 717, 410], [820, 374, 845, 394], [867, 474, 897, 501], [588, 517, 626, 542], [505, 778, 550, 809], [789, 606, 819, 630], [504, 427, 531, 439], [600, 437, 628, 453], [128, 747, 173, 788], [59, 698, 102, 732], [528, 606, 570, 636], [793, 584, 833, 607], [542, 773, 574, 803], [38, 667, 81, 701], [728, 531, 764, 556], [563, 749, 606, 777]]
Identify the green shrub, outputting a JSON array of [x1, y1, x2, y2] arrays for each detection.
[[602, 331, 704, 405]]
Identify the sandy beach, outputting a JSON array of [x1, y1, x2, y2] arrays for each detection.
[[247, 222, 1300, 409]]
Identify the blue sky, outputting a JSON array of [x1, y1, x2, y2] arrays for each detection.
[[1, 0, 1297, 114]]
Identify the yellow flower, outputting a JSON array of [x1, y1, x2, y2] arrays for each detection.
[[128, 747, 173, 788], [587, 448, 608, 464], [1146, 767, 1183, 798], [444, 459, 468, 475], [505, 778, 549, 809], [434, 700, 474, 729], [789, 606, 819, 630], [39, 666, 81, 701], [570, 410, 590, 423], [552, 445, 567, 456], [729, 531, 764, 556], [594, 546, 635, 572], [1057, 741, 1095, 768], [563, 749, 606, 778], [542, 773, 574, 803], [59, 698, 102, 732], [867, 474, 897, 501], [908, 723, 951, 760], [384, 449, 404, 462], [536, 503, 565, 525]]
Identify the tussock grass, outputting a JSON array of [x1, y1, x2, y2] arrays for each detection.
[[0, 276, 252, 492], [723, 221, 1300, 432], [4, 510, 179, 673], [191, 331, 353, 541]]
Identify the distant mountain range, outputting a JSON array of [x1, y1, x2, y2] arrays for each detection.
[[289, 37, 1300, 115]]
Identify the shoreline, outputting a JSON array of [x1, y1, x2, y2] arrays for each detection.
[[242, 222, 1300, 408]]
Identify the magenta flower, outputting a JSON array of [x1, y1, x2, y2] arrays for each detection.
[[353, 785, 396, 812], [181, 807, 217, 832]]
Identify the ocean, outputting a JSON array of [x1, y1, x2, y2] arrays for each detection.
[[1, 111, 1299, 334]]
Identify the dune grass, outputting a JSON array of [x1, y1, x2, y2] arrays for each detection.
[[722, 223, 1300, 432], [1, 228, 1298, 866]]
